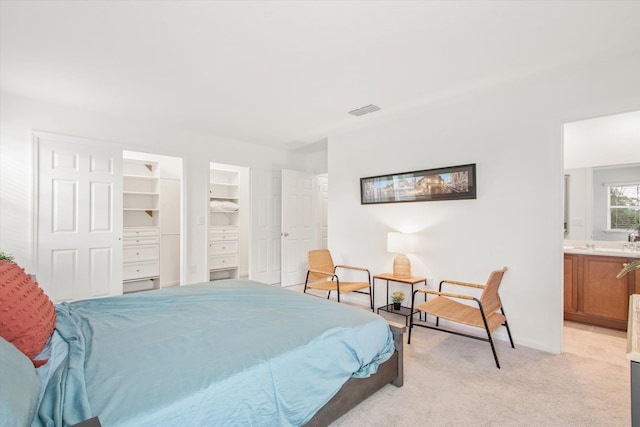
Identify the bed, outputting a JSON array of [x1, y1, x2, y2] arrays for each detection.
[[1, 276, 404, 427]]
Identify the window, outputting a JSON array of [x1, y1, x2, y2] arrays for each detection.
[[608, 183, 640, 230]]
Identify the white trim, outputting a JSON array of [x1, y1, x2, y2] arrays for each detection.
[[31, 133, 39, 277]]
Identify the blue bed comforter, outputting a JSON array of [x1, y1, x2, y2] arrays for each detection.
[[33, 280, 395, 426]]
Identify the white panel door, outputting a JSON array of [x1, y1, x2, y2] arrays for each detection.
[[281, 169, 317, 287], [36, 133, 122, 302], [250, 169, 281, 284], [317, 175, 329, 249], [160, 177, 181, 287]]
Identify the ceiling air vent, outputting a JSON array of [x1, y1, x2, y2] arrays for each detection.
[[348, 104, 381, 117]]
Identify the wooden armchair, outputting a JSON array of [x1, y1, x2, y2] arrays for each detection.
[[303, 249, 373, 311], [408, 267, 514, 368]]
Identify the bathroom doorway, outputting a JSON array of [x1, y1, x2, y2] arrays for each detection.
[[562, 110, 640, 353]]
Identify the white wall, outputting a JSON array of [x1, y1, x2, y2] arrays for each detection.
[[565, 167, 591, 240], [0, 92, 310, 285], [327, 52, 640, 354]]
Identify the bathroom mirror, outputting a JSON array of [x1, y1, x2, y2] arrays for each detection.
[[564, 111, 640, 242]]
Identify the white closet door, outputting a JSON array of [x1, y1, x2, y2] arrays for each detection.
[[281, 169, 317, 287], [160, 177, 181, 287], [317, 175, 329, 249], [250, 169, 281, 284], [35, 133, 123, 302]]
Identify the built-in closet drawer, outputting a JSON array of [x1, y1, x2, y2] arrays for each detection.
[[209, 233, 239, 243], [123, 244, 160, 262], [123, 261, 160, 281], [208, 255, 238, 270], [208, 241, 239, 255], [124, 227, 160, 237], [124, 227, 161, 245], [209, 226, 239, 234], [209, 226, 239, 239], [124, 236, 160, 246]]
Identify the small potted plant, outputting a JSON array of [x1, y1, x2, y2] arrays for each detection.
[[392, 291, 405, 310]]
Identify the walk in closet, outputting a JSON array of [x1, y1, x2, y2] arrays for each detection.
[[208, 163, 249, 281], [123, 151, 182, 293], [122, 158, 161, 288]]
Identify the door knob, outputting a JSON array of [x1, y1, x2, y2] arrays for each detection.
[[282, 232, 289, 237]]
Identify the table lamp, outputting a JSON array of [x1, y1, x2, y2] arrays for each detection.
[[387, 232, 414, 278]]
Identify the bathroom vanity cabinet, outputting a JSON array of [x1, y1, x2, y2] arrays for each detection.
[[564, 253, 639, 330]]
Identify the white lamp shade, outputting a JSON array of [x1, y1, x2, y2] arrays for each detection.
[[387, 232, 414, 254]]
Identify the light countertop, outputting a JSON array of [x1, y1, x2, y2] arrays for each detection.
[[564, 240, 640, 258]]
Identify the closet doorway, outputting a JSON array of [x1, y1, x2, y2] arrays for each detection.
[[122, 150, 183, 293], [208, 162, 250, 281]]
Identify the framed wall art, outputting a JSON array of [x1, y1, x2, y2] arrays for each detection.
[[360, 163, 476, 205]]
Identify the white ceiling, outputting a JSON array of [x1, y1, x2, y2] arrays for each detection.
[[2, 1, 640, 151]]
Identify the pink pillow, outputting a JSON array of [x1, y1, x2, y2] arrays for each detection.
[[0, 260, 56, 367]]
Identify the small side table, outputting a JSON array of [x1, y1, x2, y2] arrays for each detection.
[[374, 273, 427, 326]]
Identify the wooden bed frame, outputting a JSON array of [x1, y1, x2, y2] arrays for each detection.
[[305, 321, 406, 426]]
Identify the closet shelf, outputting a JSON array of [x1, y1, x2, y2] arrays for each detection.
[[209, 195, 239, 200], [124, 191, 160, 196], [123, 174, 158, 180], [211, 182, 239, 187]]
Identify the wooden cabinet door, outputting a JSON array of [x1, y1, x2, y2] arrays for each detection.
[[582, 256, 632, 328], [564, 254, 579, 313]]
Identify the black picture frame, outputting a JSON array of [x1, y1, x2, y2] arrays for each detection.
[[360, 163, 477, 205]]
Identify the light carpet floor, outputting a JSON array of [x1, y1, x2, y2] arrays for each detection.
[[330, 322, 630, 427]]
